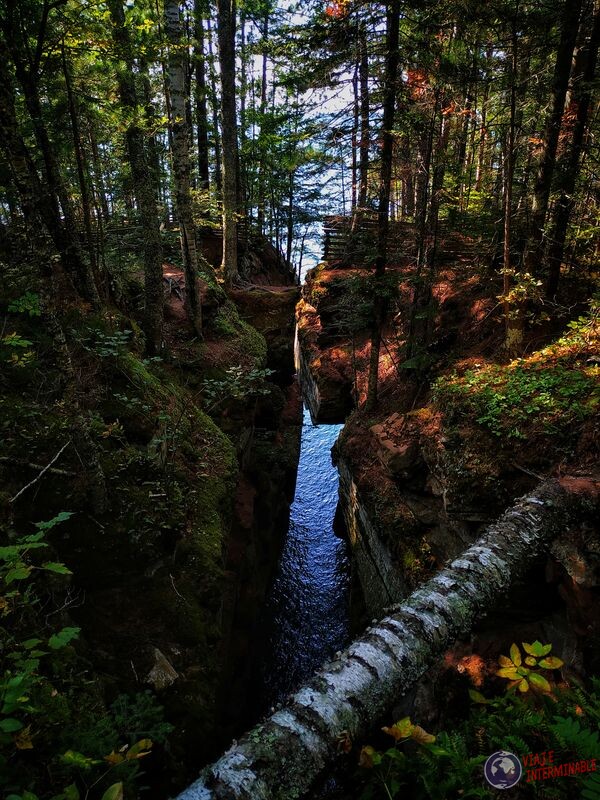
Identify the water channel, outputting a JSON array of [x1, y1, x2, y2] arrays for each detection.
[[258, 405, 351, 707]]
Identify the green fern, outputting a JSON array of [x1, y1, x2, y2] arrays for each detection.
[[501, 734, 529, 757], [582, 771, 600, 800], [549, 715, 600, 759]]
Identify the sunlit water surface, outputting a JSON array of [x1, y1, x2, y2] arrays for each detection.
[[258, 406, 350, 706]]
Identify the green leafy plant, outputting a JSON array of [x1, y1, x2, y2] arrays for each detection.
[[358, 641, 600, 800], [433, 362, 597, 439], [8, 292, 41, 318], [1, 332, 35, 368], [202, 365, 274, 412], [1, 515, 171, 799], [1, 514, 78, 783], [495, 642, 564, 694], [82, 328, 133, 358], [358, 717, 487, 800]]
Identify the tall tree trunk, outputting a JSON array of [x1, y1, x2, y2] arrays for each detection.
[[400, 134, 415, 218], [358, 27, 370, 209], [256, 12, 269, 236], [140, 59, 164, 211], [217, 0, 239, 285], [525, 0, 583, 272], [0, 41, 98, 306], [455, 58, 476, 203], [504, 8, 520, 354], [365, 0, 401, 412], [206, 19, 223, 194], [406, 97, 438, 361], [61, 43, 98, 284], [238, 8, 248, 230], [406, 96, 451, 359], [546, 3, 600, 298], [351, 55, 359, 213], [0, 26, 99, 306], [165, 0, 203, 334], [88, 125, 111, 222], [0, 57, 66, 272], [108, 0, 164, 354], [286, 170, 294, 268], [194, 2, 210, 192], [475, 44, 493, 192], [424, 108, 451, 338]]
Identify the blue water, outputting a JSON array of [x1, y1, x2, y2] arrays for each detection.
[[260, 406, 350, 705]]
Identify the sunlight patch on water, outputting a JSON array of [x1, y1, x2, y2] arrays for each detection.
[[259, 405, 350, 705]]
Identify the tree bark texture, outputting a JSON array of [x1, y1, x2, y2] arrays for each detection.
[[166, 0, 203, 333], [358, 28, 370, 210], [365, 0, 400, 412], [176, 479, 594, 800], [194, 3, 210, 191], [0, 30, 99, 306], [546, 2, 600, 297], [504, 11, 521, 355], [525, 0, 583, 272], [207, 18, 223, 193], [108, 0, 165, 354], [256, 13, 269, 235], [217, 0, 239, 285], [61, 43, 99, 285]]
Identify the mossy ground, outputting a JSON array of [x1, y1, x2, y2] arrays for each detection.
[[0, 252, 282, 795]]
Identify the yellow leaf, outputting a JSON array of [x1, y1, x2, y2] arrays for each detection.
[[525, 656, 537, 667], [518, 679, 529, 693], [359, 745, 376, 768], [510, 643, 522, 666], [538, 656, 563, 670], [126, 738, 153, 760], [104, 750, 125, 765], [496, 668, 520, 680], [411, 725, 436, 745], [15, 725, 33, 750], [522, 641, 552, 657], [498, 655, 513, 668], [382, 717, 413, 741], [529, 673, 551, 693]]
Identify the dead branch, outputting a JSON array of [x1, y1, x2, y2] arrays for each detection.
[[10, 441, 72, 504]]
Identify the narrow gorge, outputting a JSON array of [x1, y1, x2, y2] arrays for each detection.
[[1, 2, 599, 799]]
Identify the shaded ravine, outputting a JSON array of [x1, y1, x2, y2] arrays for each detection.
[[257, 405, 350, 707]]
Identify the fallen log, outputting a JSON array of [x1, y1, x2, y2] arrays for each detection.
[[176, 478, 597, 800]]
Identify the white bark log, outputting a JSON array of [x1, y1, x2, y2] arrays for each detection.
[[175, 479, 594, 800]]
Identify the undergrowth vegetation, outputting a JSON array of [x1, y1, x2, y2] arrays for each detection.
[[433, 305, 600, 442], [359, 665, 600, 799], [0, 514, 173, 800]]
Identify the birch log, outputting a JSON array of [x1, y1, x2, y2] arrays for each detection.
[[176, 479, 596, 800]]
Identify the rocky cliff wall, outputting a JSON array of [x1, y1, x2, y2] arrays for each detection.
[[336, 456, 405, 614]]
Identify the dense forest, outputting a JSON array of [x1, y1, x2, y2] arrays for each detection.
[[1, 0, 599, 798]]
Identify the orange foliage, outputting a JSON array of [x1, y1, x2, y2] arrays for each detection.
[[407, 68, 429, 99], [325, 0, 349, 18]]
